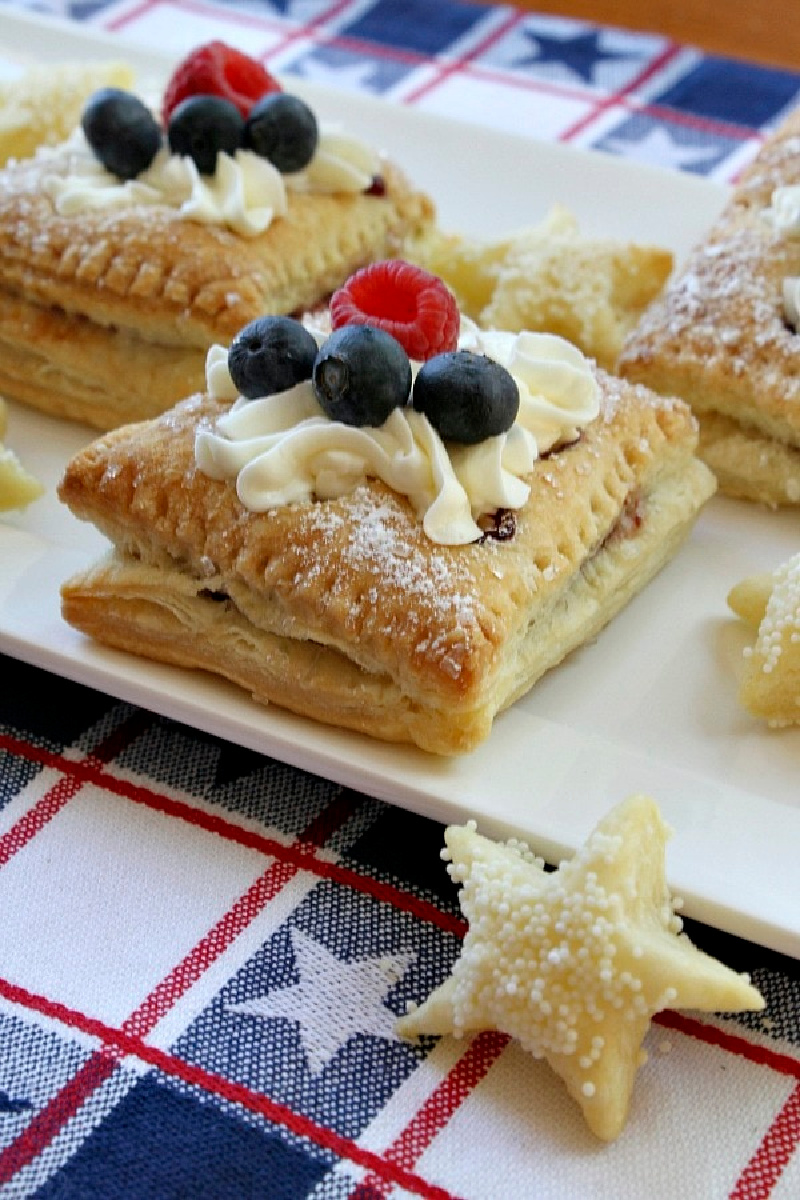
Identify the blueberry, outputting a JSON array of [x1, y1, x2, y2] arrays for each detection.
[[167, 94, 244, 175], [243, 93, 319, 174], [228, 316, 318, 399], [81, 88, 162, 181], [412, 351, 519, 444], [313, 326, 411, 427]]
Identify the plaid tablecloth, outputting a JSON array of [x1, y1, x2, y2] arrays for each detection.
[[1, 2, 800, 1197]]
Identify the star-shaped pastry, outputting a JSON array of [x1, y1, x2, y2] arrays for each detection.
[[728, 551, 800, 727], [396, 795, 764, 1141]]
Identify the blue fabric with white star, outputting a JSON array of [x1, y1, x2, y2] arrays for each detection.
[[3, 0, 798, 179]]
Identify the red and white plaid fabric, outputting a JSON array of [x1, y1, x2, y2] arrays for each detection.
[[1, 658, 799, 1197]]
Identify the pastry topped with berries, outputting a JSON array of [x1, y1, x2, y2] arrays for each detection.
[[0, 41, 435, 431], [58, 261, 715, 754]]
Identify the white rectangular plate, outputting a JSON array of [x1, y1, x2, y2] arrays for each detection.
[[1, 13, 798, 957]]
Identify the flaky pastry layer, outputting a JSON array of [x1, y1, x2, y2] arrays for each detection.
[[617, 106, 800, 504], [0, 153, 434, 428], [58, 373, 715, 754]]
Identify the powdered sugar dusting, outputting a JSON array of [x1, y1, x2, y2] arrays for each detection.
[[296, 488, 480, 678], [619, 106, 800, 441]]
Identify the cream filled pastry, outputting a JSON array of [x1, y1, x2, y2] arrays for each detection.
[[58, 261, 716, 755], [0, 41, 434, 431], [618, 104, 800, 507]]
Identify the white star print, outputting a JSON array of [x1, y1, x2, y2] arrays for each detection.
[[603, 127, 720, 171], [228, 929, 414, 1074]]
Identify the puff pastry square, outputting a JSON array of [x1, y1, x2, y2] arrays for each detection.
[[57, 368, 715, 755], [617, 106, 800, 506], [0, 143, 434, 431]]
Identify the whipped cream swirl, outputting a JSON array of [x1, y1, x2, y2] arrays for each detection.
[[783, 276, 800, 330], [195, 319, 600, 546], [40, 123, 381, 237]]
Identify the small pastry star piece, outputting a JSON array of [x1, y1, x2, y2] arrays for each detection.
[[396, 794, 764, 1141], [728, 551, 800, 727]]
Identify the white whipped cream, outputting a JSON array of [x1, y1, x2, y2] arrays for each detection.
[[40, 123, 381, 237], [769, 185, 800, 237], [783, 276, 800, 330], [195, 320, 600, 546]]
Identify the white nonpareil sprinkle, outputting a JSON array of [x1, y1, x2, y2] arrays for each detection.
[[396, 796, 765, 1142], [756, 552, 800, 673]]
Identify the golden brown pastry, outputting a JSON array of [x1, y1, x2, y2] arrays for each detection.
[[617, 106, 800, 506], [0, 60, 135, 166], [728, 551, 800, 725], [408, 206, 673, 371], [396, 796, 764, 1141], [57, 327, 715, 754], [0, 110, 434, 430]]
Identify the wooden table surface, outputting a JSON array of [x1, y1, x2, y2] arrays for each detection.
[[511, 0, 797, 71]]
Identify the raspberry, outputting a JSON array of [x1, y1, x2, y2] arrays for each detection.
[[161, 41, 281, 126], [330, 260, 460, 362]]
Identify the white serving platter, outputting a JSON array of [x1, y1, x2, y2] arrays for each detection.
[[1, 12, 798, 957]]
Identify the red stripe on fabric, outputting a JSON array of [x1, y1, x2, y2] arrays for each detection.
[[0, 1050, 117, 1183], [656, 1011, 800, 1080], [0, 775, 82, 867], [107, 0, 352, 40], [104, 0, 171, 31], [729, 1083, 800, 1200], [0, 783, 356, 1182], [557, 42, 683, 144], [122, 859, 296, 1038], [0, 976, 457, 1200], [354, 1031, 509, 1199], [103, 0, 759, 148], [0, 714, 149, 868], [401, 9, 525, 107], [0, 732, 466, 938], [123, 787, 358, 1037]]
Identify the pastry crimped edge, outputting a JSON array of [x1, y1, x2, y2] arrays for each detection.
[[0, 155, 435, 428], [617, 105, 800, 505], [58, 371, 715, 755]]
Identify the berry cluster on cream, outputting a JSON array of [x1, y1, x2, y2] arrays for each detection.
[[195, 261, 601, 545], [41, 40, 381, 236]]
